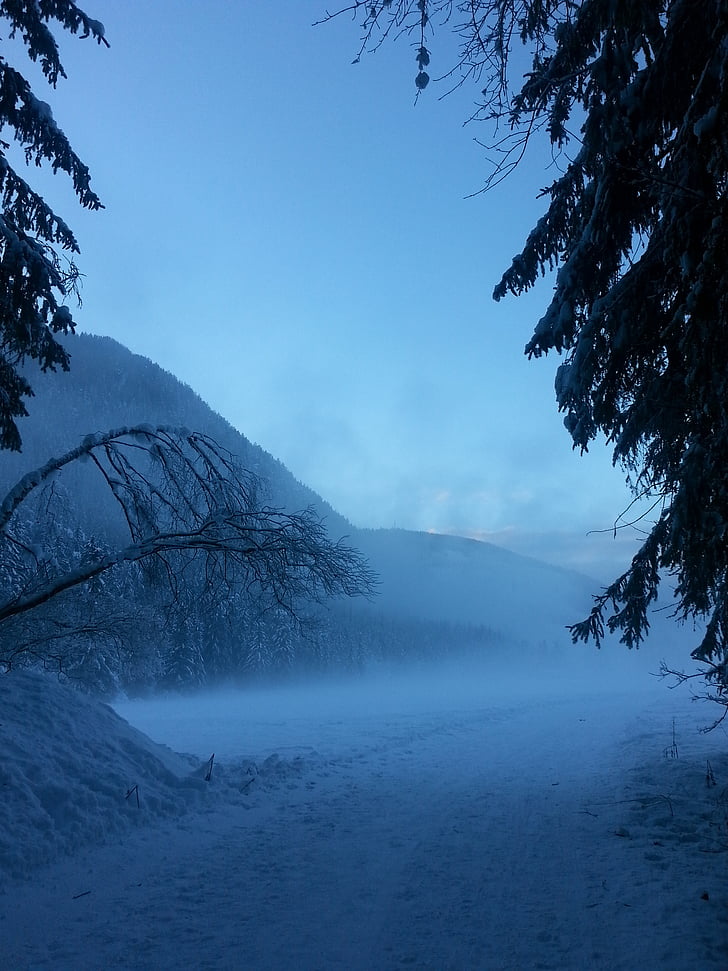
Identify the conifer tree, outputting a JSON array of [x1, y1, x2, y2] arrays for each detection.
[[0, 1, 107, 451], [325, 0, 728, 707]]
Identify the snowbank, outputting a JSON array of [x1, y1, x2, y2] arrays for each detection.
[[0, 670, 210, 877], [0, 669, 323, 881]]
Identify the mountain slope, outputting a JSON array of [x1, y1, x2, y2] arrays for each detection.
[[3, 333, 349, 535], [353, 528, 597, 646], [2, 333, 597, 646]]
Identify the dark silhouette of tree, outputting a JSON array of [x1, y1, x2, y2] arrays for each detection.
[[0, 1, 107, 451], [324, 0, 728, 711]]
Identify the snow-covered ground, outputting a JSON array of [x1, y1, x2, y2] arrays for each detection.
[[1, 656, 727, 969]]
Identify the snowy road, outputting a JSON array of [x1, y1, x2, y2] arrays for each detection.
[[2, 673, 727, 969]]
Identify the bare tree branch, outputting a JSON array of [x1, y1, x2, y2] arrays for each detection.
[[0, 426, 377, 636]]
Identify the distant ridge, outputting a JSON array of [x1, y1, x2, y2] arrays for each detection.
[[352, 527, 597, 645]]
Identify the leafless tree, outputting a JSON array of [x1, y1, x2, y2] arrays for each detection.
[[0, 426, 377, 660]]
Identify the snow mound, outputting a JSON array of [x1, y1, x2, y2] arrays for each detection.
[[0, 670, 328, 881], [0, 670, 210, 878]]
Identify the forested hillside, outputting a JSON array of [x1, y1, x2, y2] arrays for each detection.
[[1, 334, 347, 533], [0, 334, 596, 694]]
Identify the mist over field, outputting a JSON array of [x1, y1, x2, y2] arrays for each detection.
[[113, 638, 682, 761], [6, 639, 725, 970]]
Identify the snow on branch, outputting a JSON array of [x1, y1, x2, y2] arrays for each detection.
[[0, 426, 377, 632]]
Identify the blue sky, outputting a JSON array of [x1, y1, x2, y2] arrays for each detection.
[[11, 1, 646, 578]]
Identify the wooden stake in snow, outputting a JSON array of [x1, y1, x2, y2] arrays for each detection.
[[663, 718, 679, 760], [125, 784, 140, 808], [204, 753, 215, 782]]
